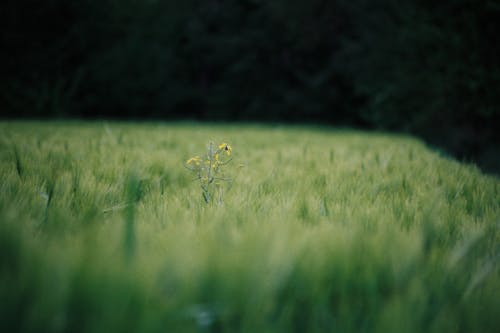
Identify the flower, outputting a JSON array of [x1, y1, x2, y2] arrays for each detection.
[[218, 143, 232, 156], [186, 156, 201, 166]]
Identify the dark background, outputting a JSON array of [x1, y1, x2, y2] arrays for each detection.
[[1, 0, 499, 173]]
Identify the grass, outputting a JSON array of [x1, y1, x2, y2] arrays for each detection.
[[0, 121, 499, 333]]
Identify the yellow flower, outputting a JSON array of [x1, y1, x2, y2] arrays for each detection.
[[186, 156, 201, 166], [218, 143, 232, 156]]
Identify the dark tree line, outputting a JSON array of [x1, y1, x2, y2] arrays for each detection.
[[1, 0, 499, 171]]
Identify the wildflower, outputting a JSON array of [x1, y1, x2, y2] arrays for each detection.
[[186, 141, 234, 204], [219, 143, 232, 156]]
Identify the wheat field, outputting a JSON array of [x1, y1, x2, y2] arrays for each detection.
[[1, 121, 499, 332]]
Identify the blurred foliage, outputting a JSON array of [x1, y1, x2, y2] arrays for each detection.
[[1, 0, 499, 170]]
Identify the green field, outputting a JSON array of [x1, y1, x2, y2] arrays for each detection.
[[1, 121, 499, 333]]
